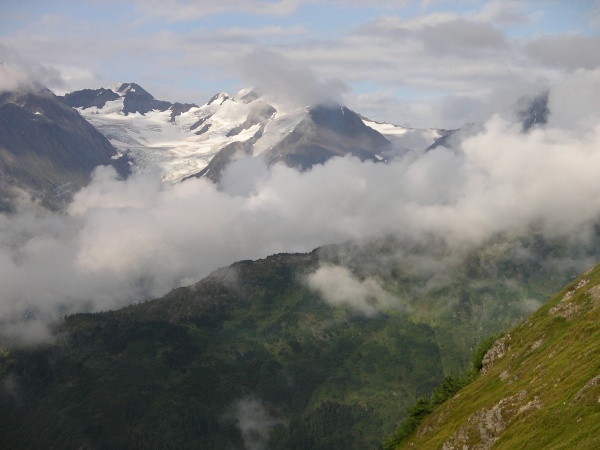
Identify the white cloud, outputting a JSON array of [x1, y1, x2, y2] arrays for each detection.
[[2, 1, 596, 127], [282, 10, 561, 126], [473, 0, 529, 25], [231, 397, 284, 450], [526, 34, 600, 71], [589, 1, 600, 29], [2, 70, 600, 342], [132, 0, 302, 21], [0, 63, 30, 92], [306, 265, 399, 316], [0, 46, 65, 93], [418, 19, 507, 54], [541, 68, 600, 131], [235, 48, 348, 107]]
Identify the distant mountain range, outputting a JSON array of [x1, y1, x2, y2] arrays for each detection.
[[0, 81, 451, 210], [60, 83, 449, 182], [62, 82, 197, 119], [0, 81, 549, 211]]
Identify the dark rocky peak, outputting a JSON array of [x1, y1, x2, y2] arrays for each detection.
[[309, 104, 390, 145], [207, 92, 232, 106], [239, 89, 261, 104], [61, 88, 119, 109], [0, 84, 129, 210], [2, 88, 89, 127], [113, 82, 154, 100], [114, 82, 170, 116], [12, 81, 55, 98], [261, 103, 390, 171], [516, 90, 549, 132], [168, 102, 199, 122], [63, 83, 198, 118], [1, 82, 57, 105]]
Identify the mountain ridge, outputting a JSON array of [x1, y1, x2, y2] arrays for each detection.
[[61, 83, 448, 182], [61, 82, 198, 120]]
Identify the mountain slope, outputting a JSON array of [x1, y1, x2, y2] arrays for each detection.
[[194, 103, 391, 182], [0, 231, 595, 449], [0, 250, 446, 450], [0, 86, 129, 210], [394, 263, 600, 449], [262, 104, 390, 169]]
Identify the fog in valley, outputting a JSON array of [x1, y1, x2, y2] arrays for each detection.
[[2, 69, 600, 342]]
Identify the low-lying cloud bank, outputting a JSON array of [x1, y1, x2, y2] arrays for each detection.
[[2, 69, 600, 342]]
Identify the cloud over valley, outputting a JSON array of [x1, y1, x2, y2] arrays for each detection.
[[2, 69, 600, 341]]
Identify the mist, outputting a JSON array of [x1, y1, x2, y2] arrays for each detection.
[[236, 48, 348, 107], [2, 69, 600, 342], [0, 52, 65, 94], [306, 264, 399, 316], [230, 397, 284, 450]]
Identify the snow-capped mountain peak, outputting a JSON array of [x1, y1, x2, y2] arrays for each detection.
[[207, 92, 232, 106], [62, 83, 448, 182], [109, 82, 150, 98]]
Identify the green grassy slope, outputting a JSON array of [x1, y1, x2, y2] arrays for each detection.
[[395, 263, 600, 449]]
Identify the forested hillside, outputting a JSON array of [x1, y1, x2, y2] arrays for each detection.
[[1, 232, 593, 449]]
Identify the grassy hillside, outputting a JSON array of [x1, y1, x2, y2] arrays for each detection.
[[393, 262, 600, 449]]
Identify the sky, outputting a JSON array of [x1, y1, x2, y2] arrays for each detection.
[[1, 0, 600, 128]]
